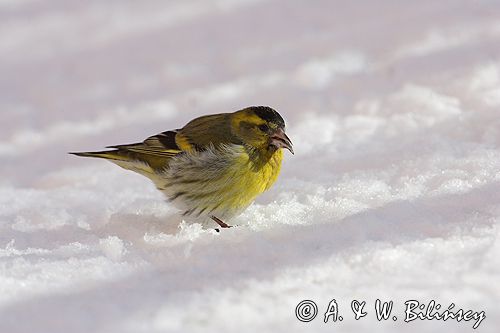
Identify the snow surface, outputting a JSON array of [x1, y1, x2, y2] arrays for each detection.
[[1, 1, 499, 332]]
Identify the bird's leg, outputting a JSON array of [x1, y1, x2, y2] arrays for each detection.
[[211, 215, 232, 229]]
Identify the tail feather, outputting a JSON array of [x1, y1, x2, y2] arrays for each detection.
[[69, 149, 170, 178], [69, 150, 129, 161]]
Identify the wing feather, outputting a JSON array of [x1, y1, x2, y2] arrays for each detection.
[[109, 131, 182, 157], [105, 113, 238, 164]]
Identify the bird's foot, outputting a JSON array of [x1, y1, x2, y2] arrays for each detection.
[[211, 215, 232, 231]]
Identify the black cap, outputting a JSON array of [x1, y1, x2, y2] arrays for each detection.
[[251, 106, 285, 128]]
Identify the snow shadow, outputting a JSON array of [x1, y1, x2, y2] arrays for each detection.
[[0, 182, 497, 333]]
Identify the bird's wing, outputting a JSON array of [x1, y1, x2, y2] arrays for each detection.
[[71, 114, 240, 180], [174, 113, 240, 151], [108, 130, 182, 157], [107, 113, 239, 168]]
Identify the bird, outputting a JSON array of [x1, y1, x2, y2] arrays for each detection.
[[70, 106, 293, 229]]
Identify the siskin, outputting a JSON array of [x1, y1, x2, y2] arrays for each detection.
[[70, 106, 293, 228]]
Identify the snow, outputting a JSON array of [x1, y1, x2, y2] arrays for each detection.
[[1, 0, 499, 332]]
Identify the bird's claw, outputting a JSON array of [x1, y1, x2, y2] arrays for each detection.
[[211, 215, 232, 229]]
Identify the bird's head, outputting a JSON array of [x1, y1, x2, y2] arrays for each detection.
[[231, 106, 293, 154]]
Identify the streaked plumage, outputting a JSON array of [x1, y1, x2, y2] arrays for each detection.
[[71, 106, 293, 228]]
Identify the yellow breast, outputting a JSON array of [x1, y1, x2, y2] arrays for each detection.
[[158, 144, 284, 220], [224, 148, 283, 210]]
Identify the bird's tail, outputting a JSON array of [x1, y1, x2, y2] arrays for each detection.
[[69, 149, 160, 179], [69, 150, 129, 162]]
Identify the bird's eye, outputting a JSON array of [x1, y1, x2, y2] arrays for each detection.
[[258, 124, 269, 132]]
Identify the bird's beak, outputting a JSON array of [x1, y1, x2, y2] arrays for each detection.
[[271, 127, 294, 154]]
